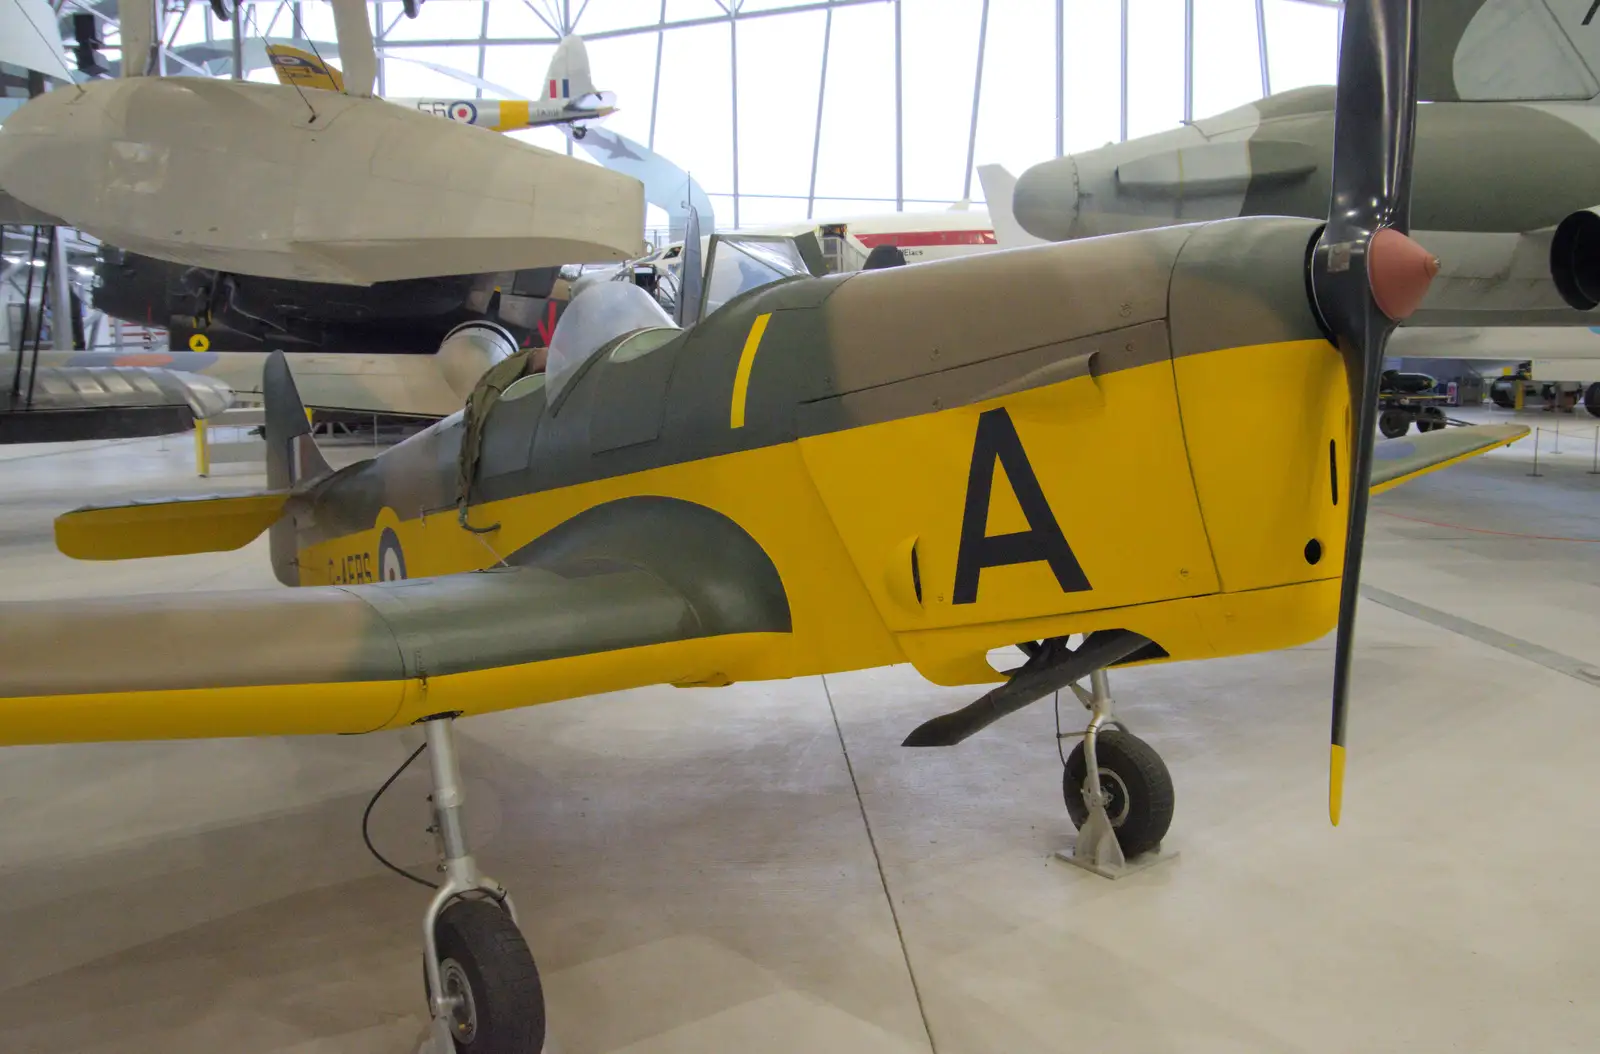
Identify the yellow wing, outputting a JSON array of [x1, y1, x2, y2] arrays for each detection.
[[265, 44, 346, 93], [0, 497, 791, 746], [1370, 423, 1528, 494]]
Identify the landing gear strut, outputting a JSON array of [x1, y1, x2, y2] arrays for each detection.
[[415, 716, 545, 1054], [1055, 669, 1176, 878]]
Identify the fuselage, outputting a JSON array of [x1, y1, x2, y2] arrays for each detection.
[[0, 77, 645, 285], [392, 97, 617, 133], [1014, 87, 1600, 330], [281, 217, 1352, 710]]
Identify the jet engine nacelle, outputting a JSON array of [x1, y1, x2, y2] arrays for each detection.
[[437, 320, 518, 402], [1550, 207, 1600, 310]]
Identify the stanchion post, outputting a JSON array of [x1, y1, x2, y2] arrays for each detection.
[[1529, 427, 1543, 477], [194, 419, 210, 478]]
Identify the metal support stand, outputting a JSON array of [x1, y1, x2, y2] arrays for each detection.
[[1055, 670, 1177, 880], [416, 716, 517, 1054]]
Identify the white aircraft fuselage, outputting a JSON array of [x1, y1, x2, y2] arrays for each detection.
[[0, 78, 645, 286]]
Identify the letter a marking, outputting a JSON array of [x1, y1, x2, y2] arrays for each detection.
[[952, 407, 1090, 605]]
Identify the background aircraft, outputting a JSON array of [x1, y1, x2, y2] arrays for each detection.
[[38, 316, 523, 420], [1003, 0, 1600, 409], [266, 35, 616, 137], [0, 0, 645, 286], [89, 244, 568, 356], [0, 352, 231, 442]]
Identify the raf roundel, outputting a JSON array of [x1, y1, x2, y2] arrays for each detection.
[[378, 528, 407, 581], [447, 101, 477, 124]]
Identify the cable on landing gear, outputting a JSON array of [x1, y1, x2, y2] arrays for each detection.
[[362, 741, 440, 890]]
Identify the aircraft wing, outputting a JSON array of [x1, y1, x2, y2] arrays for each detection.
[[0, 497, 791, 746], [1370, 423, 1528, 495], [60, 352, 470, 419], [192, 352, 472, 419], [0, 362, 233, 442]]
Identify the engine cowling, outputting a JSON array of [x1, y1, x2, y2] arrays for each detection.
[[1550, 207, 1600, 310]]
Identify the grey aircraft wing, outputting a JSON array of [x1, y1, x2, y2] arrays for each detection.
[[0, 360, 233, 443]]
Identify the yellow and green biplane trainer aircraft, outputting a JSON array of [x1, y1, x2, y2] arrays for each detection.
[[0, 1, 1526, 1049]]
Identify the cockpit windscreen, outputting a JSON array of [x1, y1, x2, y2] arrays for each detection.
[[545, 283, 679, 400]]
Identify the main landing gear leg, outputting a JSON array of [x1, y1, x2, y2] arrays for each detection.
[[1055, 668, 1178, 879], [416, 716, 546, 1054]]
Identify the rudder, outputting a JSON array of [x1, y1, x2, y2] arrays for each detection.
[[263, 351, 332, 492], [543, 36, 597, 100], [264, 352, 332, 586]]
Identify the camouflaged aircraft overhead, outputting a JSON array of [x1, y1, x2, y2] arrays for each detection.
[[1011, 0, 1600, 330]]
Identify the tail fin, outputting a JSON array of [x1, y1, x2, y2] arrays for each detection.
[[266, 44, 346, 93], [542, 36, 597, 102], [264, 351, 331, 492], [50, 354, 325, 577], [264, 352, 331, 586], [1418, 1, 1600, 103], [976, 164, 1047, 250]]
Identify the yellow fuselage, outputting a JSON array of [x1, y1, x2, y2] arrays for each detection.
[[297, 336, 1350, 718]]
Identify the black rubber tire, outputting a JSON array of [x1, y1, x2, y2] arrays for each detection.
[[432, 899, 545, 1054], [1378, 408, 1411, 438], [1063, 730, 1174, 859], [1586, 382, 1600, 419], [1417, 406, 1447, 432]]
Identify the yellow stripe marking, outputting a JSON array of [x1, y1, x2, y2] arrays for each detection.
[[1329, 742, 1346, 826], [730, 313, 771, 429], [498, 99, 530, 131]]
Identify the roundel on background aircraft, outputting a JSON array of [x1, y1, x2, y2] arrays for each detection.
[[447, 101, 477, 124]]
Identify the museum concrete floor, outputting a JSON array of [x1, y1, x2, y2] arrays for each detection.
[[0, 410, 1596, 1054]]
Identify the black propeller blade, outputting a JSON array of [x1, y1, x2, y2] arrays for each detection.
[[1309, 0, 1439, 825]]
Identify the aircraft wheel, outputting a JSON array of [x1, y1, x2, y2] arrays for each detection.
[[209, 0, 234, 20], [1063, 730, 1174, 859], [1417, 406, 1447, 432], [573, 126, 588, 140], [1585, 382, 1600, 418], [1378, 408, 1411, 438], [430, 899, 545, 1054]]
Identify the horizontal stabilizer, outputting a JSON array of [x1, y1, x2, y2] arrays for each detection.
[[55, 492, 289, 561], [1370, 423, 1528, 495]]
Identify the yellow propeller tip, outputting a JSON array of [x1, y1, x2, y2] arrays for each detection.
[[1329, 743, 1346, 826]]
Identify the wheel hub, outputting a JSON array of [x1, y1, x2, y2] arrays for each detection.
[[1097, 768, 1131, 827], [440, 958, 479, 1044]]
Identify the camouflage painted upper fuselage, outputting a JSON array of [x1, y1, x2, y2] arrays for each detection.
[[282, 217, 1354, 692], [1015, 85, 1600, 330]]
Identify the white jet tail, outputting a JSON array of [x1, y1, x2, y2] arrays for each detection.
[[976, 164, 1047, 250], [542, 36, 598, 102]]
